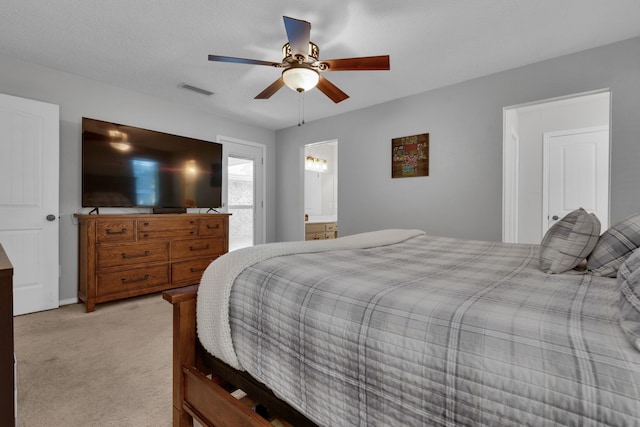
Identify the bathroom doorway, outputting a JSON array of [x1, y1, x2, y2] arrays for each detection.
[[303, 140, 338, 240]]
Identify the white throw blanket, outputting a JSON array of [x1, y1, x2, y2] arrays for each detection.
[[197, 229, 425, 369]]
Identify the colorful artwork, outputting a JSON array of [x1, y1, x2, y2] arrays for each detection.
[[392, 133, 429, 178]]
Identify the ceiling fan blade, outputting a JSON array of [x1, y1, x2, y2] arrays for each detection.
[[283, 16, 311, 59], [208, 54, 280, 67], [316, 76, 349, 103], [320, 55, 390, 71], [254, 77, 285, 99]]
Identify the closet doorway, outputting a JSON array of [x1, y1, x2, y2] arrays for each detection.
[[303, 140, 338, 239], [502, 90, 610, 243]]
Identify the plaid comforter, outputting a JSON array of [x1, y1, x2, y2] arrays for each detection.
[[222, 234, 640, 426]]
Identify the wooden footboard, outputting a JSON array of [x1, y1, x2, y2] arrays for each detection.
[[163, 285, 317, 427]]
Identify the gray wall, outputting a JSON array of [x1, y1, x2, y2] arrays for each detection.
[[0, 53, 276, 303], [275, 37, 640, 243]]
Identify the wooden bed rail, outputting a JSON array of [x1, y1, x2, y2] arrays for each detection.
[[164, 285, 317, 427], [163, 285, 199, 427], [163, 285, 283, 427], [182, 365, 275, 427]]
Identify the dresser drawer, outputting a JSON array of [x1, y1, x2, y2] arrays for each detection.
[[97, 264, 170, 296], [137, 217, 198, 240], [172, 238, 225, 260], [97, 241, 169, 268], [96, 220, 135, 242], [199, 217, 226, 237], [305, 223, 326, 234], [172, 258, 215, 284], [324, 232, 336, 239], [325, 223, 337, 233], [306, 232, 325, 240]]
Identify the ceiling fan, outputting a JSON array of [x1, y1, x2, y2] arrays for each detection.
[[208, 16, 390, 103]]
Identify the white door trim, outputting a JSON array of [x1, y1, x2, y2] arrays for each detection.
[[502, 109, 519, 243]]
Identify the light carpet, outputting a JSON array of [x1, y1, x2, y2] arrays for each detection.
[[13, 293, 173, 426]]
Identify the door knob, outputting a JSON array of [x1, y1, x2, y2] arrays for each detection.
[[552, 215, 559, 220], [46, 214, 57, 221]]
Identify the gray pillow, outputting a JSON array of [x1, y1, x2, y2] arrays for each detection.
[[619, 248, 640, 352], [587, 212, 640, 277], [539, 208, 600, 274]]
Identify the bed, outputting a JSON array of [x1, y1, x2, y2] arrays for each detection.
[[164, 221, 640, 426]]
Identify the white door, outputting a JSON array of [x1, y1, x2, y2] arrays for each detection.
[[542, 126, 609, 236], [220, 137, 265, 251], [0, 93, 59, 315]]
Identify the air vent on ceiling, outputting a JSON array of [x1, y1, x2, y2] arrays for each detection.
[[179, 83, 214, 96]]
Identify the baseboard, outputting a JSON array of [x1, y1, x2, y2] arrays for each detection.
[[59, 297, 79, 306]]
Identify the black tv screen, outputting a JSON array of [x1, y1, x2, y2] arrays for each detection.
[[82, 117, 222, 209]]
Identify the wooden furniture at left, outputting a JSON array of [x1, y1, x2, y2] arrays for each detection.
[[76, 213, 230, 312], [0, 244, 15, 426]]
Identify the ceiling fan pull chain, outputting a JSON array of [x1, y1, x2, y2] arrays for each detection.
[[298, 91, 305, 126]]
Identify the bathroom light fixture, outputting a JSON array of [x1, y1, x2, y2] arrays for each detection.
[[306, 156, 315, 168], [305, 156, 327, 172]]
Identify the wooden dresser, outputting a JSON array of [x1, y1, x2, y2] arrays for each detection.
[[305, 222, 338, 240], [0, 244, 15, 426], [76, 213, 230, 312]]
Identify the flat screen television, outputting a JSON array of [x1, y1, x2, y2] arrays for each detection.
[[82, 117, 223, 209]]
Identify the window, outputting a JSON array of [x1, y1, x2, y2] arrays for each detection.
[[227, 156, 254, 251]]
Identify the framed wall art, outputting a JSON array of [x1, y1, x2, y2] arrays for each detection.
[[391, 133, 429, 178]]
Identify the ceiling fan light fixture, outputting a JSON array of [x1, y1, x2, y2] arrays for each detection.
[[282, 67, 319, 92]]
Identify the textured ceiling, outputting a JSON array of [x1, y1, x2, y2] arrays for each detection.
[[1, 0, 640, 130]]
